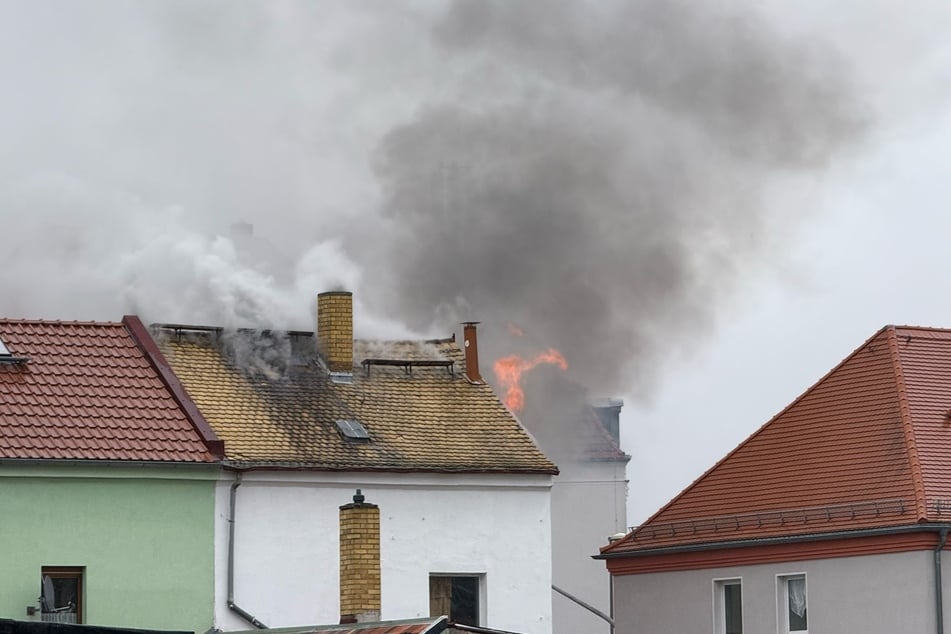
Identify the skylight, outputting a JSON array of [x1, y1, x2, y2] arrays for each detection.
[[0, 338, 9, 356], [335, 419, 371, 442]]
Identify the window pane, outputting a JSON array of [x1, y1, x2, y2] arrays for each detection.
[[724, 583, 742, 634], [787, 577, 807, 631], [451, 577, 479, 626]]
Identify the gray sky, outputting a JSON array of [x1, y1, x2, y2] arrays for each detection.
[[2, 1, 950, 526]]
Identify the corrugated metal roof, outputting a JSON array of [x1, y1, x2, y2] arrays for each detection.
[[605, 324, 951, 555], [0, 318, 218, 462]]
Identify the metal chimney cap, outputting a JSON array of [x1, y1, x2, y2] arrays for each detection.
[[353, 489, 365, 504]]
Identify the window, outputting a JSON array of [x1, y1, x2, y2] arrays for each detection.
[[41, 567, 84, 624], [713, 578, 743, 634], [429, 574, 481, 627], [778, 574, 808, 633]]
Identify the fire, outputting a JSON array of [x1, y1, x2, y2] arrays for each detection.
[[493, 348, 568, 412]]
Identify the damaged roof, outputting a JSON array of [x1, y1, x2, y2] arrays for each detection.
[[0, 317, 221, 462], [603, 325, 951, 557], [152, 325, 557, 474]]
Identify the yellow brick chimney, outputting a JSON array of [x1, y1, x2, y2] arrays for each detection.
[[339, 489, 381, 624], [317, 291, 354, 375]]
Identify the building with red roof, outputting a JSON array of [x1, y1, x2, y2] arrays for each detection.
[[598, 325, 951, 633], [0, 316, 222, 633]]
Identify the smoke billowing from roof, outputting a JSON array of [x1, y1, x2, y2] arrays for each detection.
[[0, 1, 865, 396]]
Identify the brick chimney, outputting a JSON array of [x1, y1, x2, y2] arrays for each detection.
[[318, 291, 354, 375], [339, 489, 381, 624], [462, 322, 483, 384]]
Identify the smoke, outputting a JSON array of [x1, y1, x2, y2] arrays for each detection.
[[366, 0, 866, 395], [0, 1, 869, 395]]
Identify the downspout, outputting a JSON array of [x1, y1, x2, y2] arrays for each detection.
[[229, 472, 267, 629], [936, 528, 948, 634]]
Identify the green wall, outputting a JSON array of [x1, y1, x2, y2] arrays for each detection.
[[0, 464, 217, 634]]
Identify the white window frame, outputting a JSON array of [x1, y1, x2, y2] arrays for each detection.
[[776, 572, 808, 634], [712, 577, 743, 634], [429, 572, 486, 627]]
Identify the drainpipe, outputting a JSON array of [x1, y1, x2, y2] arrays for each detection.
[[552, 585, 614, 629], [229, 473, 267, 629], [937, 528, 949, 634]]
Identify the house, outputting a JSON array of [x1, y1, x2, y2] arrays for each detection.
[[515, 380, 628, 634], [598, 325, 951, 633], [0, 317, 223, 633], [150, 291, 558, 633]]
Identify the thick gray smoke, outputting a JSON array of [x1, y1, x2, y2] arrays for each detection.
[[0, 1, 868, 396], [366, 0, 865, 395]]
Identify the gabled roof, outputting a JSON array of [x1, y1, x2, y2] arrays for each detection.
[[0, 317, 221, 463], [152, 325, 557, 474], [603, 325, 951, 556]]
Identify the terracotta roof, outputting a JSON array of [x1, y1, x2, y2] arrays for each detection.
[[0, 317, 219, 463], [603, 325, 951, 556], [228, 616, 448, 634], [153, 325, 557, 474]]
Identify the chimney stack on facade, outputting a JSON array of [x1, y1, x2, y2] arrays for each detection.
[[462, 322, 483, 384], [339, 489, 381, 624], [317, 291, 354, 376]]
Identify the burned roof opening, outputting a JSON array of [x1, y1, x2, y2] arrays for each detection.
[[0, 336, 30, 365], [335, 419, 371, 443]]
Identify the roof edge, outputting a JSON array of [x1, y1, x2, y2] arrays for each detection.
[[605, 324, 896, 554], [123, 315, 225, 460], [596, 522, 951, 559], [886, 326, 928, 520], [223, 462, 559, 475]]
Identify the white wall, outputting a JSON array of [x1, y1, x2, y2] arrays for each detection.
[[613, 549, 938, 633], [550, 460, 628, 634], [215, 471, 554, 634]]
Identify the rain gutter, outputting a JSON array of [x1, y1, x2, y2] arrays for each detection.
[[596, 523, 951, 559], [936, 527, 948, 634], [229, 472, 267, 629]]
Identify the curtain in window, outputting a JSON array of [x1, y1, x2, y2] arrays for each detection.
[[787, 577, 807, 630], [429, 577, 452, 618]]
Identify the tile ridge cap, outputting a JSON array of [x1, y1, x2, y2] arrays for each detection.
[[886, 325, 928, 520]]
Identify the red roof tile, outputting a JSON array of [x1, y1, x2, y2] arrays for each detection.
[[0, 317, 219, 462], [604, 324, 951, 555]]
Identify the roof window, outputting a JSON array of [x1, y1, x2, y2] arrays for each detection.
[[0, 337, 29, 365], [335, 419, 371, 442]]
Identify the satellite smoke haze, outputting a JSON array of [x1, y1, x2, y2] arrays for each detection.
[[0, 0, 867, 396]]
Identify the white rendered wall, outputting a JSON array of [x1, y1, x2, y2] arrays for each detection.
[[550, 460, 628, 634], [613, 549, 940, 633], [215, 471, 553, 634]]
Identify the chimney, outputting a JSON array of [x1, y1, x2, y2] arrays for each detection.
[[318, 291, 354, 376], [591, 397, 624, 446], [339, 489, 381, 624], [462, 322, 483, 384]]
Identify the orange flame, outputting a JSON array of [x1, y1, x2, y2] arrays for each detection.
[[493, 348, 568, 412]]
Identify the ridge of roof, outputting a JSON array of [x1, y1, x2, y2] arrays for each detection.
[[603, 324, 899, 555], [0, 318, 121, 326], [886, 325, 927, 520]]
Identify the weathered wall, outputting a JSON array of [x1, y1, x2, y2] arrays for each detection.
[[550, 460, 627, 634], [0, 464, 217, 634], [613, 549, 938, 633], [217, 471, 553, 634]]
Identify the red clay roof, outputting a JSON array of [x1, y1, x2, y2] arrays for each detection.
[[0, 317, 220, 462], [604, 325, 951, 556]]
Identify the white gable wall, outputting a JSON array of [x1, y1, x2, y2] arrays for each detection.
[[613, 549, 939, 633], [215, 471, 553, 634]]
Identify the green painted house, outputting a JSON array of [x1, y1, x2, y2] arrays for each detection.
[[0, 316, 222, 634]]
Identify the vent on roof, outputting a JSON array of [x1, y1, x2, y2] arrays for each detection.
[[335, 419, 371, 442], [0, 337, 29, 365]]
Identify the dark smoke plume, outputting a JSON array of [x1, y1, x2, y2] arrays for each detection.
[[366, 0, 865, 396]]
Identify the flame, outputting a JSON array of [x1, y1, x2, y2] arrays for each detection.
[[493, 348, 568, 412]]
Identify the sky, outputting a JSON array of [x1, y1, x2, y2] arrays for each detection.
[[1, 1, 951, 526]]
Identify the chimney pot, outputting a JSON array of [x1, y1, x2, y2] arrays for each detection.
[[462, 322, 483, 384]]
